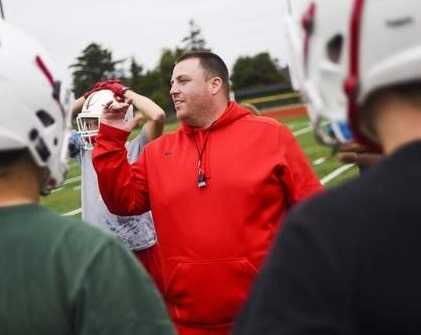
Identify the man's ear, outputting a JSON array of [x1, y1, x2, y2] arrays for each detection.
[[209, 77, 223, 95]]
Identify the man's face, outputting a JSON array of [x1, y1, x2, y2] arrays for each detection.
[[170, 58, 213, 125], [85, 117, 99, 131]]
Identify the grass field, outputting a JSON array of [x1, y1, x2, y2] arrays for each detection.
[[40, 107, 359, 218]]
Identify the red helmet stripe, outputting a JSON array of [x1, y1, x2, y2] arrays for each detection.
[[302, 2, 316, 75], [35, 55, 55, 87], [344, 0, 380, 150]]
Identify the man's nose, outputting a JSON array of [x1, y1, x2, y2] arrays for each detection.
[[170, 83, 179, 96]]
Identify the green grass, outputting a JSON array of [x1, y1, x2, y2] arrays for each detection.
[[42, 114, 359, 216]]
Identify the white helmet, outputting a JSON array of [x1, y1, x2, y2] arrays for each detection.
[[0, 19, 73, 193], [76, 89, 133, 150], [284, 0, 309, 91], [286, 0, 421, 146]]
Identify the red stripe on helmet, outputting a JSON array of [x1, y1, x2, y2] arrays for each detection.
[[344, 0, 380, 150], [35, 55, 66, 118], [35, 55, 55, 87], [302, 2, 316, 75]]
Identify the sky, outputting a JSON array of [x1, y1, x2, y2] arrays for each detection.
[[5, 0, 289, 80]]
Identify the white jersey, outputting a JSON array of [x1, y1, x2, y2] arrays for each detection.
[[80, 129, 157, 250]]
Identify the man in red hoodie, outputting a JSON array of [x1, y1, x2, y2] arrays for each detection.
[[93, 51, 322, 335]]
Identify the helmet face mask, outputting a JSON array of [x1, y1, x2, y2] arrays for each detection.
[[0, 19, 73, 194], [76, 115, 100, 150], [76, 89, 133, 150]]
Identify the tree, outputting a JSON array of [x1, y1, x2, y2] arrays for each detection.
[[153, 47, 185, 114], [126, 57, 144, 91], [230, 52, 291, 91], [181, 19, 209, 51], [70, 43, 124, 97]]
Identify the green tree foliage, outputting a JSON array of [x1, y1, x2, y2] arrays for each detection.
[[154, 48, 185, 113], [70, 43, 124, 97], [230, 52, 291, 91], [181, 19, 209, 51], [126, 57, 144, 90]]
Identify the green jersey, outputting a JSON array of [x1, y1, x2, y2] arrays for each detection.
[[0, 204, 174, 335]]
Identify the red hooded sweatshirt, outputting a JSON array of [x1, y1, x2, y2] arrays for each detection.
[[93, 102, 322, 335]]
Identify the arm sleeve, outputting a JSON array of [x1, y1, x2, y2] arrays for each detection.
[[278, 125, 323, 206], [233, 213, 351, 335], [92, 122, 150, 216], [75, 239, 175, 335], [126, 127, 149, 164]]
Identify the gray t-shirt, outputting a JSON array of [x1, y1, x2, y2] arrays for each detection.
[[80, 129, 157, 250]]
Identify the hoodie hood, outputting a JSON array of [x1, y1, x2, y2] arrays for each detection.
[[181, 101, 250, 135]]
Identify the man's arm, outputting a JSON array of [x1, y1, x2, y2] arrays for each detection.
[[124, 90, 166, 141], [278, 124, 323, 206], [92, 122, 150, 216], [87, 81, 162, 215], [76, 238, 175, 335]]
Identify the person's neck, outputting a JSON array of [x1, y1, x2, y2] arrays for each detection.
[[376, 102, 421, 155], [196, 100, 229, 129], [0, 165, 40, 208]]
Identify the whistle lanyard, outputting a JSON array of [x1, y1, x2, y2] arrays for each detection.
[[192, 132, 210, 188]]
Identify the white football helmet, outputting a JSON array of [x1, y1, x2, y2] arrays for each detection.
[[284, 0, 309, 91], [76, 89, 133, 150], [0, 19, 73, 193], [286, 0, 421, 146]]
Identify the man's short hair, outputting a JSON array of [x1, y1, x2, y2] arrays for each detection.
[[175, 51, 230, 97], [0, 149, 32, 172]]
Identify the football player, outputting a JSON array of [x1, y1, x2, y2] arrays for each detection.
[[234, 0, 421, 334]]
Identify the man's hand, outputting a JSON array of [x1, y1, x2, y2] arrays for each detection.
[[101, 100, 145, 133], [84, 79, 128, 99], [337, 141, 383, 168]]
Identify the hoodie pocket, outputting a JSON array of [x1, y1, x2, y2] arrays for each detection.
[[165, 258, 257, 326]]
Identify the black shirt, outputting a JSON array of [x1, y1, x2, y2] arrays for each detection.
[[234, 141, 421, 335]]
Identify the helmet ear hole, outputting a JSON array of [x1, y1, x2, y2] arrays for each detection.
[[36, 110, 55, 127], [326, 34, 343, 64]]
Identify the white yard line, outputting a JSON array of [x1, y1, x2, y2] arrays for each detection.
[[312, 157, 326, 166], [51, 176, 81, 193], [321, 164, 355, 185], [64, 176, 81, 185], [63, 208, 82, 216], [293, 125, 313, 137], [51, 187, 63, 194]]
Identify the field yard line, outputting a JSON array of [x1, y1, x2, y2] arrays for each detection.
[[51, 187, 63, 194], [64, 176, 81, 185], [51, 176, 81, 194], [321, 164, 354, 185], [63, 208, 82, 216], [313, 157, 326, 166], [293, 125, 313, 136]]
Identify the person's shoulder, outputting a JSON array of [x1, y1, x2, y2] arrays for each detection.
[[142, 127, 182, 151], [285, 163, 385, 233], [35, 206, 116, 250], [240, 113, 294, 137], [241, 113, 282, 128]]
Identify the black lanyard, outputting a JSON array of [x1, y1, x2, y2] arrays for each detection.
[[192, 131, 210, 188]]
